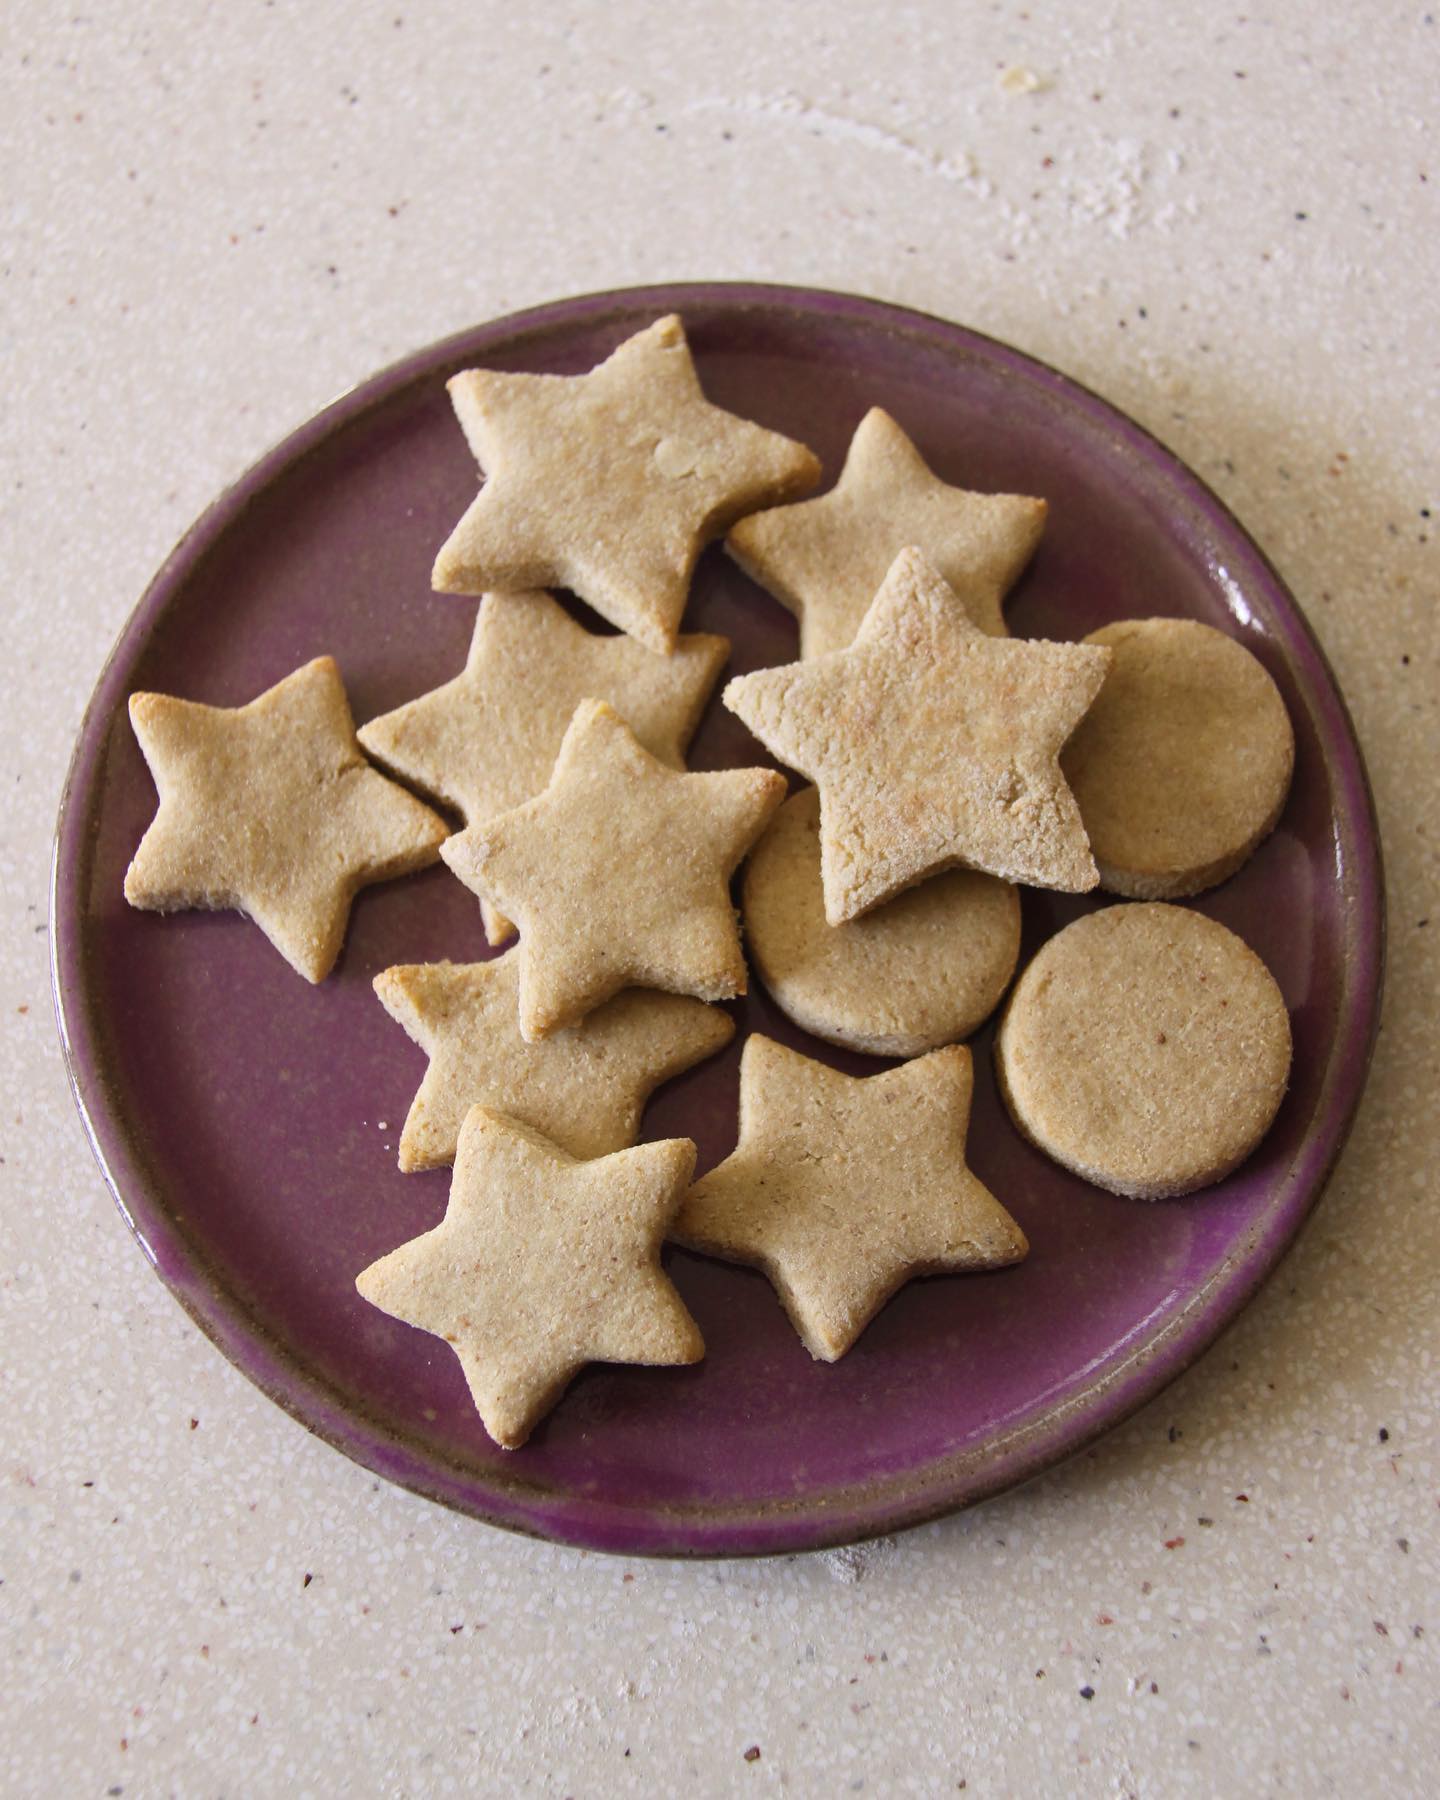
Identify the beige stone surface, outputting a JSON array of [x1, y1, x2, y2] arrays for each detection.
[[3, 4, 1435, 1794]]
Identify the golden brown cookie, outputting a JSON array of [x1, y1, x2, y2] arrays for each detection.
[[726, 406, 1046, 657], [441, 699, 786, 1040], [995, 902, 1292, 1199], [724, 547, 1110, 921], [431, 315, 821, 653], [124, 656, 447, 982], [1060, 617, 1295, 898], [673, 1035, 1028, 1361], [356, 1109, 702, 1449], [358, 591, 727, 944], [373, 956, 734, 1170], [742, 787, 1021, 1057]]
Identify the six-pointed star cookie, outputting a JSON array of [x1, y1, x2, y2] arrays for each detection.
[[724, 548, 1111, 921], [442, 699, 786, 1040], [431, 315, 821, 653], [672, 1036, 1027, 1361], [124, 656, 448, 981], [358, 590, 728, 944], [356, 1109, 703, 1448], [374, 956, 734, 1170], [727, 407, 1047, 657]]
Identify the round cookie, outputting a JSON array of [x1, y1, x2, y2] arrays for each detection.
[[995, 903, 1291, 1200], [1060, 617, 1294, 899], [742, 786, 1021, 1057]]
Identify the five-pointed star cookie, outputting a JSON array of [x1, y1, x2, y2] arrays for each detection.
[[726, 407, 1047, 658], [724, 548, 1111, 921], [431, 314, 822, 653], [442, 699, 786, 1040], [373, 955, 734, 1170], [356, 1108, 703, 1448], [672, 1036, 1027, 1361], [358, 590, 728, 944], [124, 656, 448, 981]]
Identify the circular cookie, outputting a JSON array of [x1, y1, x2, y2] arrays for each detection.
[[742, 787, 1021, 1057], [995, 903, 1291, 1199], [1061, 618, 1294, 899]]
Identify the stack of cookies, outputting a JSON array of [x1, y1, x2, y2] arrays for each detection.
[[124, 315, 1295, 1449]]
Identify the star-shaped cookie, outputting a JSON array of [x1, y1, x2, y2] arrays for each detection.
[[358, 590, 728, 944], [374, 956, 734, 1170], [124, 656, 448, 981], [442, 699, 786, 1040], [356, 1108, 703, 1448], [672, 1036, 1027, 1361], [431, 314, 822, 653], [726, 407, 1047, 658], [724, 548, 1111, 921]]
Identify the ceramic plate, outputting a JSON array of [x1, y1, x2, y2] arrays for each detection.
[[52, 283, 1383, 1557]]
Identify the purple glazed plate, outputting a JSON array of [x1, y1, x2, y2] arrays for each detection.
[[52, 284, 1383, 1558]]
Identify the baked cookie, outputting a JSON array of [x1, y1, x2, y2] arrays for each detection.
[[1060, 617, 1295, 898], [724, 547, 1110, 920], [358, 591, 728, 944], [742, 787, 1021, 1057], [441, 699, 786, 1040], [673, 1036, 1027, 1361], [995, 902, 1292, 1199], [432, 315, 821, 653], [727, 406, 1046, 657], [374, 956, 733, 1169], [124, 656, 447, 982], [356, 1109, 702, 1449]]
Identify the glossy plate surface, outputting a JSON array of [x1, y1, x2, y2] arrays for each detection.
[[52, 283, 1383, 1557]]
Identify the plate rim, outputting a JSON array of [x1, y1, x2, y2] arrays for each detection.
[[50, 279, 1386, 1558]]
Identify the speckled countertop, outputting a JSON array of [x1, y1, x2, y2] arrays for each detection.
[[4, 4, 1436, 1793]]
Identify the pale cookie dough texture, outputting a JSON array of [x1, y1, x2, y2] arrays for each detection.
[[724, 547, 1110, 921], [673, 1036, 1028, 1361], [373, 956, 733, 1170], [359, 591, 728, 944], [431, 314, 821, 653], [742, 787, 1022, 1057], [356, 1109, 703, 1449], [996, 902, 1292, 1200], [124, 656, 448, 982], [442, 699, 786, 1040], [726, 405, 1047, 657], [1060, 617, 1295, 898]]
